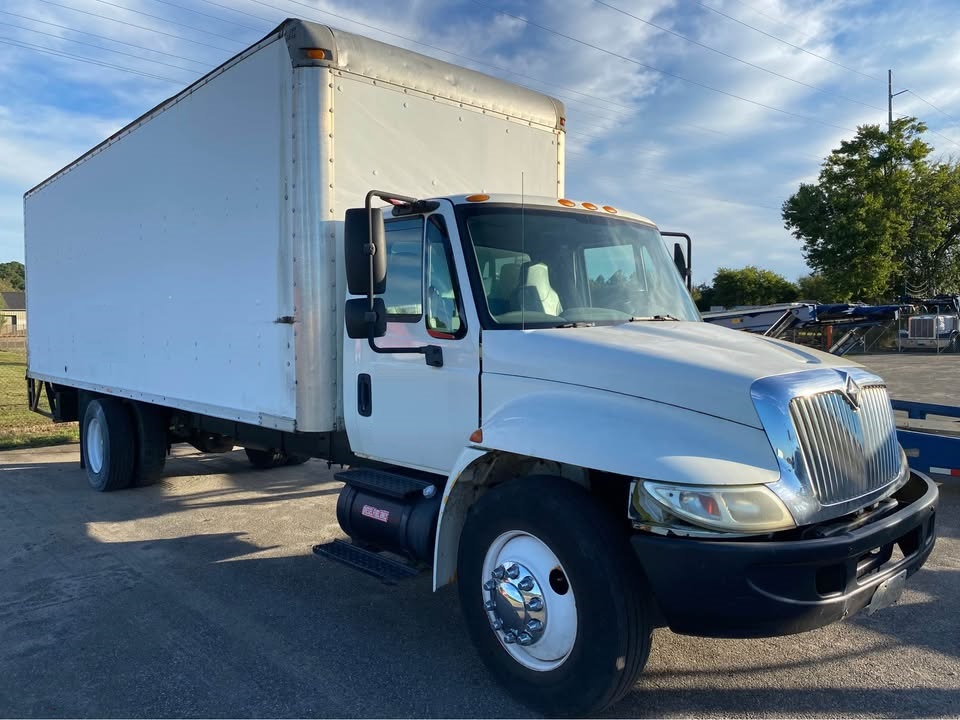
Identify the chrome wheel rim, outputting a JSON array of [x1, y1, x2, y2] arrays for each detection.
[[86, 415, 105, 474], [481, 530, 577, 671]]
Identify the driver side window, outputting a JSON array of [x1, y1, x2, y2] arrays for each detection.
[[425, 216, 464, 338]]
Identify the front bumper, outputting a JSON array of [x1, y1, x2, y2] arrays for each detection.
[[631, 471, 938, 638]]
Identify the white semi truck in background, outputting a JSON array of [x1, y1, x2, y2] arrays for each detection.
[[24, 19, 938, 716]]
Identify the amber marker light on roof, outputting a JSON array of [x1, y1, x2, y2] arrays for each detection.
[[305, 48, 331, 60], [558, 198, 576, 207], [465, 194, 490, 202], [582, 202, 598, 210], [603, 205, 618, 213]]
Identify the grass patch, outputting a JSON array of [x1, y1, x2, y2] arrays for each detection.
[[0, 349, 79, 450]]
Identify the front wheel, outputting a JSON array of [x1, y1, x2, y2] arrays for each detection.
[[457, 476, 652, 717]]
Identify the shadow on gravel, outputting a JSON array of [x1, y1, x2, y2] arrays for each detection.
[[0, 450, 526, 719], [0, 449, 957, 718]]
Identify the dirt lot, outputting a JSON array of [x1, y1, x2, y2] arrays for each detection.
[[0, 353, 958, 718]]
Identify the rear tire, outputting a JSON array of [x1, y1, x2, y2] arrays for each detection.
[[130, 402, 168, 486], [82, 398, 135, 492], [457, 476, 652, 717], [285, 453, 310, 466]]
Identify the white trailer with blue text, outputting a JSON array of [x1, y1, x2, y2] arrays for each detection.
[[24, 19, 938, 716]]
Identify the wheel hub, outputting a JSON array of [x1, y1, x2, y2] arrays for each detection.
[[484, 561, 547, 646], [86, 415, 105, 474]]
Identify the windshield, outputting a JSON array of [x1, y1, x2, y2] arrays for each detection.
[[457, 204, 701, 328]]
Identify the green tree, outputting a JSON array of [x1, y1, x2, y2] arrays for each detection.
[[796, 273, 837, 302], [0, 261, 24, 291], [783, 118, 960, 301], [706, 266, 798, 309], [693, 282, 715, 311]]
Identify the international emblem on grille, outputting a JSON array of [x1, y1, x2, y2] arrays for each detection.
[[841, 372, 861, 411]]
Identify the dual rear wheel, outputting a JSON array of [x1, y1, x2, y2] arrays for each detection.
[[81, 397, 308, 490]]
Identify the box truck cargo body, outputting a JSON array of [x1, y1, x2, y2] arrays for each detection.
[[24, 19, 937, 717], [26, 20, 563, 433]]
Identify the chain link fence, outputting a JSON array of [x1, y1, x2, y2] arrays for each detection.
[[0, 337, 78, 449]]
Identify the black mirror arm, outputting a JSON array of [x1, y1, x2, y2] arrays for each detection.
[[366, 326, 443, 368]]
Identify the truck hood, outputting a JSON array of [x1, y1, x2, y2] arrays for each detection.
[[481, 321, 860, 429]]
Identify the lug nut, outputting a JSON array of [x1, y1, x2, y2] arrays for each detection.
[[484, 600, 497, 611], [518, 576, 534, 592], [517, 632, 533, 646], [506, 565, 520, 580], [526, 597, 544, 612], [483, 579, 497, 591], [525, 619, 543, 633], [492, 566, 506, 580], [503, 632, 517, 644], [491, 617, 503, 630]]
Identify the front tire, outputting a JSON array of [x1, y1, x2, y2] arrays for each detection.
[[457, 476, 652, 717], [82, 398, 135, 492]]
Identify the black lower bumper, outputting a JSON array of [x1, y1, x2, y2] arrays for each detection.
[[631, 472, 938, 638]]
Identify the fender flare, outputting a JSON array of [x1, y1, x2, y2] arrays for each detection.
[[432, 386, 779, 589]]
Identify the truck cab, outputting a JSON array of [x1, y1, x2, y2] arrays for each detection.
[[335, 191, 937, 714], [900, 295, 960, 352]]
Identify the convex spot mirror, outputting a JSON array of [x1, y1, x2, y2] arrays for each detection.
[[345, 297, 387, 339], [673, 242, 688, 282]]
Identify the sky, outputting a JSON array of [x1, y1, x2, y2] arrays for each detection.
[[1, 0, 959, 285]]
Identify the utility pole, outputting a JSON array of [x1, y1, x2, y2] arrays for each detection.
[[888, 69, 908, 131]]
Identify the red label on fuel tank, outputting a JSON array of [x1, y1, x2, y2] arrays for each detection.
[[361, 504, 390, 523]]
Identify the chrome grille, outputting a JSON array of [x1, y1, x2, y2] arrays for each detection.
[[910, 317, 935, 338], [789, 385, 901, 506]]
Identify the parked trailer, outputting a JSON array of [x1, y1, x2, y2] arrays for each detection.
[[893, 399, 960, 477], [24, 19, 938, 717]]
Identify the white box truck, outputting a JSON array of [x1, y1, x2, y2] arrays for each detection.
[[24, 19, 938, 716]]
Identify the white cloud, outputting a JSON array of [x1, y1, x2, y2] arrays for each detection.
[[1, 0, 958, 288]]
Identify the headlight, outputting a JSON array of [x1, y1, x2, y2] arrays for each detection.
[[641, 481, 795, 533]]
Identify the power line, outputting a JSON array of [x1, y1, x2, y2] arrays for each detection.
[[86, 0, 249, 45], [727, 0, 817, 43], [144, 0, 264, 33], [923, 127, 960, 151], [906, 90, 960, 127], [34, 0, 238, 53], [693, 0, 884, 83], [0, 35, 183, 83], [470, 0, 856, 133], [0, 19, 202, 74], [195, 0, 276, 25], [593, 0, 887, 113], [0, 8, 210, 66]]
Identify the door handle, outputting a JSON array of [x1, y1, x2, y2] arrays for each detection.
[[357, 374, 372, 417]]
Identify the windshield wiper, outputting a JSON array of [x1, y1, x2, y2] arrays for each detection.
[[555, 321, 597, 328], [628, 314, 680, 322]]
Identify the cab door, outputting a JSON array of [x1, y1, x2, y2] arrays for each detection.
[[342, 201, 480, 475]]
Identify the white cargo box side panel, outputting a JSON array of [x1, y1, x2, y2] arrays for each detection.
[[332, 73, 562, 205], [26, 38, 302, 430]]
